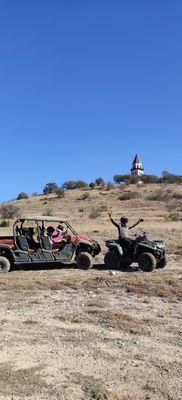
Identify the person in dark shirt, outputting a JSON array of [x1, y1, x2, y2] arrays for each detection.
[[108, 211, 144, 253]]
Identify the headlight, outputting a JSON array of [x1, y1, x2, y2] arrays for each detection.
[[156, 250, 161, 257]]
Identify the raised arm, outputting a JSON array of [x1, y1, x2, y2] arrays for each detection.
[[108, 211, 119, 228], [129, 218, 144, 230]]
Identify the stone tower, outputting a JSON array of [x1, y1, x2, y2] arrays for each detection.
[[131, 154, 144, 176]]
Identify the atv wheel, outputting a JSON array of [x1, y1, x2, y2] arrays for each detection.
[[0, 256, 11, 273], [76, 252, 93, 269], [104, 251, 120, 269], [138, 252, 156, 272], [120, 260, 132, 268], [157, 256, 167, 269]]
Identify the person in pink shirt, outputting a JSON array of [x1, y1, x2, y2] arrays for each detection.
[[47, 225, 67, 248]]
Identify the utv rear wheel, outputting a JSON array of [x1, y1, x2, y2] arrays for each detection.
[[0, 256, 11, 273], [104, 251, 120, 269], [157, 256, 167, 269], [76, 252, 93, 269], [138, 252, 156, 272]]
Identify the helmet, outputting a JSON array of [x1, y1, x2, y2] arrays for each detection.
[[47, 226, 55, 234], [57, 225, 64, 231], [120, 216, 128, 225]]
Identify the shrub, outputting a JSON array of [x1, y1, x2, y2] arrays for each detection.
[[78, 192, 90, 200], [119, 191, 139, 201], [168, 213, 182, 221], [162, 171, 182, 184], [17, 192, 29, 200], [32, 192, 38, 196], [114, 174, 160, 184], [62, 180, 88, 190], [113, 174, 128, 184], [141, 174, 159, 184], [75, 180, 88, 189], [0, 220, 10, 227], [56, 188, 65, 198], [95, 177, 105, 187], [89, 182, 95, 189], [147, 191, 169, 201], [0, 204, 19, 219], [43, 182, 59, 194], [79, 209, 84, 213]]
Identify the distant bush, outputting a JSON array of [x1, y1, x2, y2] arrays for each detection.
[[119, 191, 139, 201], [147, 191, 169, 201], [141, 175, 159, 184], [162, 171, 182, 184], [43, 182, 59, 194], [89, 182, 95, 189], [0, 220, 10, 227], [62, 180, 88, 190], [95, 177, 105, 187], [0, 204, 19, 219], [32, 192, 38, 197], [168, 213, 182, 221], [17, 192, 29, 200], [78, 192, 90, 200], [79, 208, 84, 213], [113, 174, 128, 184], [114, 174, 160, 184], [56, 188, 65, 198]]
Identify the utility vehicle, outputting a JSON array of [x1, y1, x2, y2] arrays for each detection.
[[0, 216, 101, 273]]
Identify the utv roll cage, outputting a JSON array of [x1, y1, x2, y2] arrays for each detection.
[[13, 216, 78, 251]]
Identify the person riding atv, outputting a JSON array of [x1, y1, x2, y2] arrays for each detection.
[[106, 212, 167, 272], [108, 211, 144, 252]]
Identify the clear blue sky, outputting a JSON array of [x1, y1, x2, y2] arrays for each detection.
[[0, 0, 181, 201]]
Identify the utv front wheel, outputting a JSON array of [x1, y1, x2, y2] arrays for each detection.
[[138, 252, 156, 272], [76, 252, 93, 269], [0, 256, 11, 273], [104, 251, 120, 269], [157, 256, 167, 269]]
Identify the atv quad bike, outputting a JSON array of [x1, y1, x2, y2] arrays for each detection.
[[0, 216, 101, 273], [104, 233, 167, 272]]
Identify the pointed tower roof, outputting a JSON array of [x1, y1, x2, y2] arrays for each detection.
[[133, 154, 142, 164]]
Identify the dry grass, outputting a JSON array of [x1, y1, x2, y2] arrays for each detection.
[[70, 372, 119, 400]]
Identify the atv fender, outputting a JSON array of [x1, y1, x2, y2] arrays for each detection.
[[108, 243, 123, 257]]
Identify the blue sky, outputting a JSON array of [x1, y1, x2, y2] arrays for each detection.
[[0, 0, 181, 201]]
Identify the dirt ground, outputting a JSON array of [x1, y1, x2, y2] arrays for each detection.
[[0, 255, 181, 400], [0, 184, 182, 399]]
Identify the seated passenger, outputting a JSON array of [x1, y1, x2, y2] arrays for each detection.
[[52, 225, 67, 243], [46, 226, 67, 249]]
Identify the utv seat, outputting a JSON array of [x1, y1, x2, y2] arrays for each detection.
[[41, 236, 52, 250], [41, 236, 59, 254], [16, 236, 34, 253]]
